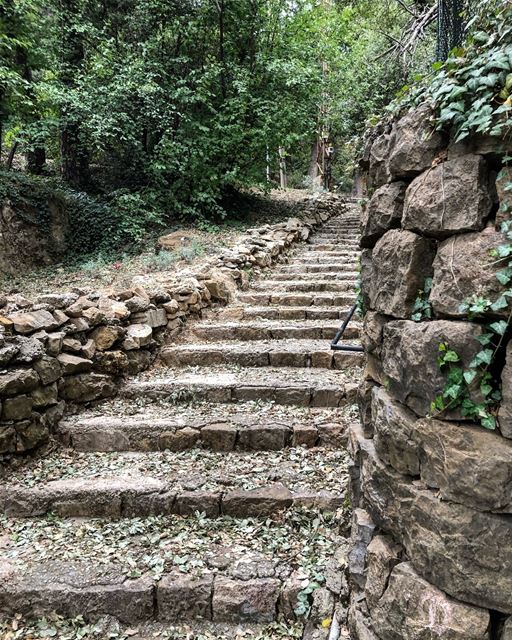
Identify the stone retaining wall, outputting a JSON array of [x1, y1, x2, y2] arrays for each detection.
[[350, 105, 512, 638], [0, 193, 346, 457]]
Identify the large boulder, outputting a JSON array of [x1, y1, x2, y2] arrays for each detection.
[[499, 341, 512, 439], [0, 198, 69, 276], [369, 230, 435, 318], [360, 249, 373, 313], [415, 418, 512, 513], [359, 436, 512, 614], [57, 353, 93, 375], [348, 508, 376, 589], [0, 369, 40, 396], [402, 154, 493, 238], [361, 312, 387, 357], [371, 386, 419, 476], [430, 227, 508, 318], [368, 134, 392, 189], [123, 324, 153, 350], [90, 326, 125, 351], [381, 320, 483, 417], [371, 562, 490, 640], [365, 535, 401, 611], [388, 104, 445, 180], [496, 166, 512, 230], [360, 182, 407, 248]]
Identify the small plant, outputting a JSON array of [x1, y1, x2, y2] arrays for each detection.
[[78, 254, 109, 274], [196, 219, 221, 234], [294, 574, 325, 618], [411, 277, 433, 322], [179, 240, 206, 262], [432, 327, 505, 430], [143, 251, 179, 272]]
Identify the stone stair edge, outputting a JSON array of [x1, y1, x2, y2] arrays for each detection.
[[0, 558, 336, 626], [0, 477, 345, 519]]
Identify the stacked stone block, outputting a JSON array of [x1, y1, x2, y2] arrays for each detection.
[[351, 104, 512, 638]]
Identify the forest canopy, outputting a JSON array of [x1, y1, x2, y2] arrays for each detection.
[[0, 0, 456, 252]]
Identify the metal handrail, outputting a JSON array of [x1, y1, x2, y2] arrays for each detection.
[[331, 303, 364, 352]]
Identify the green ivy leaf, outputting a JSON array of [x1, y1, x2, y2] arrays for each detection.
[[481, 415, 497, 430], [463, 370, 478, 384], [445, 383, 462, 399], [491, 295, 509, 311], [480, 382, 493, 396], [489, 320, 508, 335], [470, 349, 494, 367], [496, 269, 512, 285], [443, 350, 460, 363]]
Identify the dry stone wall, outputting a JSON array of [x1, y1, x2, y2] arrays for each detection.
[[350, 105, 512, 639], [0, 193, 345, 457]]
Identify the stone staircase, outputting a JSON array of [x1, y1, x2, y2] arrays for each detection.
[[0, 207, 362, 638]]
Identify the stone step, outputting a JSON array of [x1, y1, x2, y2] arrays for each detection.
[[297, 250, 360, 259], [0, 506, 346, 623], [307, 241, 360, 249], [310, 231, 361, 242], [237, 292, 356, 307], [322, 221, 360, 227], [250, 280, 355, 292], [307, 242, 360, 249], [269, 272, 358, 281], [278, 264, 359, 273], [160, 339, 362, 369], [228, 305, 354, 320], [0, 445, 349, 518], [121, 365, 359, 407], [190, 319, 360, 341], [1, 619, 307, 640], [302, 245, 359, 253], [59, 400, 352, 452]]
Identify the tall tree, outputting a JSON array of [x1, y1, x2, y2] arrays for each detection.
[[57, 0, 90, 188]]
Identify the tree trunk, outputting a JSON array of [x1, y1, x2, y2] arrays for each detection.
[[308, 140, 319, 181], [61, 125, 90, 188], [59, 0, 90, 189], [279, 146, 287, 189], [6, 141, 18, 169], [26, 146, 46, 175], [216, 0, 227, 100]]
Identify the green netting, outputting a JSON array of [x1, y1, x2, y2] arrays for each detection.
[[436, 0, 465, 60]]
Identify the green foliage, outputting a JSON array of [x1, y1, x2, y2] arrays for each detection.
[[386, 2, 512, 432], [433, 218, 512, 431], [432, 334, 503, 430], [395, 0, 512, 142], [0, 170, 164, 257], [411, 277, 433, 321], [1, 0, 439, 234]]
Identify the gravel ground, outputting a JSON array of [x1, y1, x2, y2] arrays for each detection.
[[0, 615, 305, 640], [63, 398, 359, 426], [1, 508, 347, 582], [134, 364, 364, 385], [2, 446, 350, 493]]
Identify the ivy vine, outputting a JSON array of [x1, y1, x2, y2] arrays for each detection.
[[432, 218, 512, 430], [411, 277, 433, 322]]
